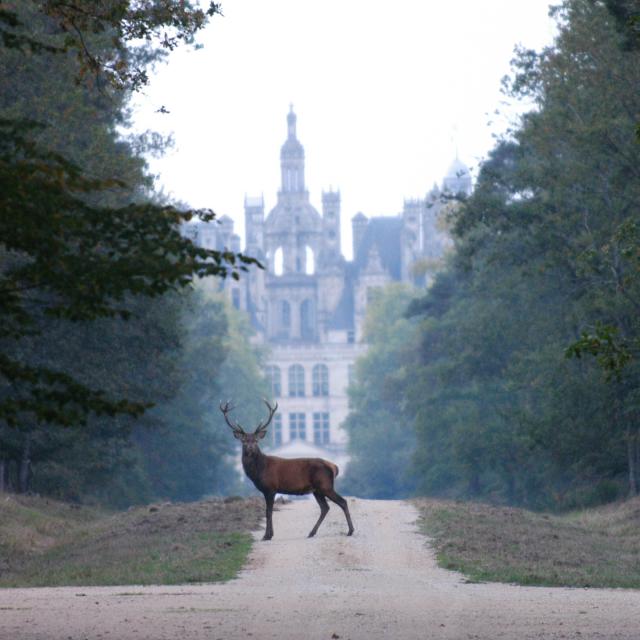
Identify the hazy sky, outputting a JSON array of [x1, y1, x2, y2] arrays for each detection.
[[132, 0, 556, 257]]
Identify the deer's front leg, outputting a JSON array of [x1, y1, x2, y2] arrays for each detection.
[[262, 491, 275, 540]]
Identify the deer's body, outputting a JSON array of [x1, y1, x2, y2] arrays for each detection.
[[242, 451, 338, 495], [221, 400, 354, 540]]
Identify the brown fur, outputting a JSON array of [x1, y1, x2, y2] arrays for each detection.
[[221, 400, 354, 540], [263, 457, 337, 494]]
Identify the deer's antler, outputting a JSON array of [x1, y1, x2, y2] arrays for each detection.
[[255, 398, 278, 434], [219, 400, 244, 433]]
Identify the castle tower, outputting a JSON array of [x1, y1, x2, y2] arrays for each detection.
[[244, 194, 265, 258], [401, 199, 423, 282], [263, 107, 323, 342], [218, 215, 236, 250], [442, 157, 472, 196], [279, 105, 306, 196], [422, 183, 442, 259], [354, 244, 389, 340], [321, 189, 341, 263], [351, 212, 368, 258]]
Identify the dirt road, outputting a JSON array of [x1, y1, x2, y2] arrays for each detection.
[[1, 498, 638, 639]]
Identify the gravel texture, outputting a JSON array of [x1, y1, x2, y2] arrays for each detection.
[[1, 498, 638, 639]]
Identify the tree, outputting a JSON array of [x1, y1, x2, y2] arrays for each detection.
[[339, 1, 640, 509], [343, 284, 420, 499], [405, 0, 640, 505], [0, 1, 260, 433], [0, 1, 222, 91], [129, 287, 269, 504]]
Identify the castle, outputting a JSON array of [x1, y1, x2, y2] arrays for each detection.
[[187, 107, 471, 471]]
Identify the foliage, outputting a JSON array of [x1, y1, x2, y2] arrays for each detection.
[[404, 0, 640, 505], [0, 1, 259, 433], [601, 0, 640, 51], [0, 1, 222, 91], [345, 0, 640, 508], [343, 284, 420, 498], [0, 1, 269, 505], [129, 287, 269, 504]]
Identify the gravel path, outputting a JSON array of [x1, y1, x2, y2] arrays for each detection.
[[1, 498, 639, 639]]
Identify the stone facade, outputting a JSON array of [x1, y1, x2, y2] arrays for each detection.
[[189, 108, 471, 471]]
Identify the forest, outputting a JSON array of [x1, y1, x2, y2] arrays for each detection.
[[0, 1, 268, 505], [345, 0, 640, 510], [1, 0, 639, 513]]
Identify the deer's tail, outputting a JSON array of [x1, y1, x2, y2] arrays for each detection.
[[326, 461, 339, 479]]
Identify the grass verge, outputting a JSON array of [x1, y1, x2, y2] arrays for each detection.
[[414, 497, 640, 589], [0, 493, 262, 587]]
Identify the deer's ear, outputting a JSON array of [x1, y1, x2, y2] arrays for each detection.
[[256, 429, 268, 440], [233, 431, 244, 440]]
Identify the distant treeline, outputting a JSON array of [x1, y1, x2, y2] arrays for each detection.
[[0, 2, 266, 505], [345, 0, 640, 510]]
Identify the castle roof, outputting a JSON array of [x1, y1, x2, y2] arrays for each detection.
[[327, 271, 355, 330], [281, 136, 304, 157], [264, 201, 322, 232], [281, 105, 304, 158], [446, 157, 470, 178], [353, 217, 403, 280]]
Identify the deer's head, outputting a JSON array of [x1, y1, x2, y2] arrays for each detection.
[[219, 399, 278, 453]]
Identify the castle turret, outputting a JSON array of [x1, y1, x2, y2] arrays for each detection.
[[244, 194, 265, 258], [218, 215, 235, 250], [321, 189, 341, 263], [442, 157, 472, 196], [351, 212, 368, 258], [401, 199, 423, 282], [279, 105, 306, 196]]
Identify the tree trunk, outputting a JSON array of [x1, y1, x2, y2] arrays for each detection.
[[18, 438, 31, 494], [636, 434, 640, 495], [627, 430, 638, 496], [0, 459, 7, 493]]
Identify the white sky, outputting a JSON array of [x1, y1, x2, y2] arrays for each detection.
[[132, 0, 556, 258]]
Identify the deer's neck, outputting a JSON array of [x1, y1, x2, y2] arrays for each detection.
[[242, 446, 266, 487]]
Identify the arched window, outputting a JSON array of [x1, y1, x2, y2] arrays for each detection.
[[288, 364, 305, 397], [274, 247, 284, 276], [312, 364, 329, 396], [300, 299, 314, 340], [305, 246, 315, 275], [265, 365, 281, 398]]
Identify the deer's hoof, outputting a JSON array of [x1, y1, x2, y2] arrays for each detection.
[[308, 531, 316, 538], [347, 530, 354, 536], [262, 535, 273, 541]]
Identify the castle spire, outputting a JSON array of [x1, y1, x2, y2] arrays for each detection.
[[287, 103, 296, 138], [280, 106, 305, 194]]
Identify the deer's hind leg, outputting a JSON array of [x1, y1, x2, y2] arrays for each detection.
[[308, 492, 330, 538], [262, 491, 275, 541], [325, 489, 354, 536]]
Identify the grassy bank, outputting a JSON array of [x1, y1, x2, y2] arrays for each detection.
[[0, 493, 262, 587], [414, 497, 640, 589]]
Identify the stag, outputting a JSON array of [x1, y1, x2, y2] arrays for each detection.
[[220, 399, 354, 540]]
